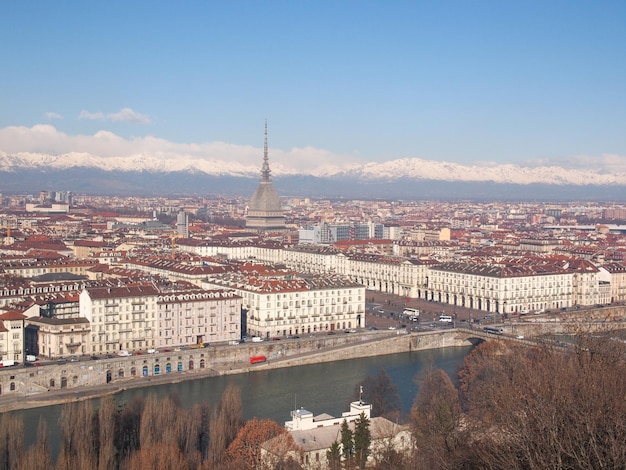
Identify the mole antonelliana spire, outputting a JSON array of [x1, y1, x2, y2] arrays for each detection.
[[245, 121, 286, 230]]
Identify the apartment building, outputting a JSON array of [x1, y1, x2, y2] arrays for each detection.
[[28, 316, 90, 358], [0, 310, 26, 362], [336, 253, 429, 299], [569, 260, 601, 307], [175, 238, 610, 311], [599, 262, 626, 303], [203, 272, 365, 339], [427, 261, 573, 314], [79, 283, 159, 354], [157, 289, 241, 347]]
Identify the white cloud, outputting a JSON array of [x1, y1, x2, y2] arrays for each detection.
[[78, 107, 151, 124], [44, 112, 63, 120], [525, 154, 626, 173], [79, 110, 105, 120], [0, 124, 358, 174], [108, 107, 151, 124], [0, 124, 623, 179]]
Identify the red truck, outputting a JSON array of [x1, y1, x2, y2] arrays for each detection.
[[249, 355, 266, 364]]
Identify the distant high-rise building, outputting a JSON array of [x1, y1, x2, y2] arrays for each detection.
[[245, 122, 286, 230], [176, 210, 189, 237]]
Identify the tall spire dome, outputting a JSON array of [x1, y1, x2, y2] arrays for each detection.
[[261, 120, 271, 182], [245, 121, 286, 230]]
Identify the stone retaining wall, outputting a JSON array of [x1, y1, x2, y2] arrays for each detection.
[[3, 307, 624, 402], [0, 330, 470, 400]]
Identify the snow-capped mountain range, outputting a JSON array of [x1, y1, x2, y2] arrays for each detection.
[[1, 151, 624, 186], [0, 151, 625, 201]]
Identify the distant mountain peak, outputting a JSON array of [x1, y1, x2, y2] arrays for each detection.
[[1, 151, 625, 188]]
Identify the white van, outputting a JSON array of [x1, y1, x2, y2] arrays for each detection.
[[438, 315, 453, 323], [251, 336, 263, 342], [117, 350, 131, 357]]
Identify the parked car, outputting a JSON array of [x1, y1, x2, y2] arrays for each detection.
[[70, 355, 79, 362], [57, 357, 67, 364]]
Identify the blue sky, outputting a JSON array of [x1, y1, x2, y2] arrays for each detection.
[[1, 1, 624, 173]]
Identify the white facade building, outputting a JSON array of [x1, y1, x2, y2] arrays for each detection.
[[263, 401, 410, 470], [79, 283, 159, 354], [427, 261, 573, 314], [203, 273, 365, 338], [175, 238, 610, 313], [157, 289, 241, 347]]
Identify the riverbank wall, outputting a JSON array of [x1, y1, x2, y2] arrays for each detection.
[[0, 329, 469, 412], [4, 305, 624, 414]]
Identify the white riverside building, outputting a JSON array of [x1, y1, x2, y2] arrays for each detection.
[[202, 272, 365, 338], [156, 289, 241, 347], [79, 284, 159, 354], [427, 261, 574, 314], [261, 400, 411, 470]]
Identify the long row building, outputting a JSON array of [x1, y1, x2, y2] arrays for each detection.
[[176, 239, 625, 314]]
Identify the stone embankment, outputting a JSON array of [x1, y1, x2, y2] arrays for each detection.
[[0, 329, 469, 412], [1, 305, 624, 413]]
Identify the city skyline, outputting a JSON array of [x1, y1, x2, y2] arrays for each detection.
[[1, 1, 625, 178]]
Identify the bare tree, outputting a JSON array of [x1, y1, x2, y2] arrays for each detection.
[[457, 337, 626, 469], [18, 417, 52, 470], [225, 418, 291, 470], [127, 443, 189, 470], [352, 369, 401, 421], [209, 384, 243, 467], [98, 396, 116, 470], [117, 396, 143, 464], [410, 368, 466, 470], [0, 413, 24, 470], [56, 401, 97, 470]]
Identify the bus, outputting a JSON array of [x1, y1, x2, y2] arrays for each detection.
[[403, 308, 420, 321], [483, 326, 503, 335]]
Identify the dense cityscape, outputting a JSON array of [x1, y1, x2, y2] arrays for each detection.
[[0, 163, 625, 467], [1, 181, 626, 359], [2, 0, 625, 466]]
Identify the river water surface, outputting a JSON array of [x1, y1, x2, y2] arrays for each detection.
[[13, 345, 472, 457]]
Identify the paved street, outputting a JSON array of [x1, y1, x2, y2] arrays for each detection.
[[365, 290, 480, 331]]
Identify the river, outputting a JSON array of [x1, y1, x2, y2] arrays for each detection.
[[12, 345, 472, 457]]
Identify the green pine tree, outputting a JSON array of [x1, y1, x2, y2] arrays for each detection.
[[340, 419, 354, 467], [326, 441, 342, 470], [353, 412, 371, 469]]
